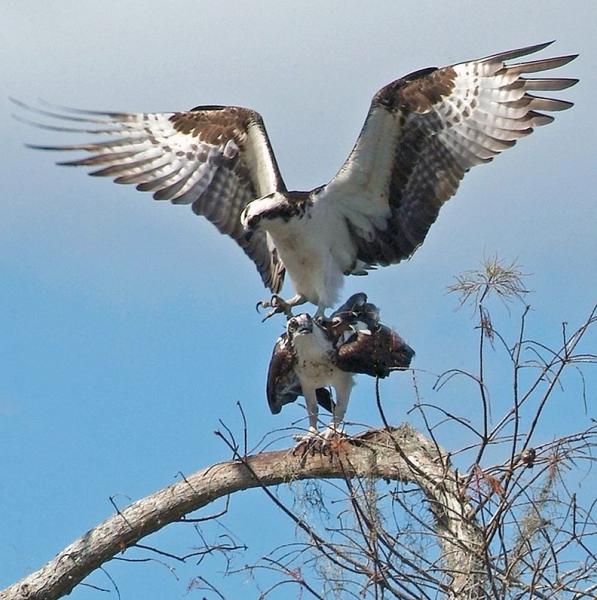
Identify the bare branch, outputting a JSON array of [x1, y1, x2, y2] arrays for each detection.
[[0, 425, 483, 600]]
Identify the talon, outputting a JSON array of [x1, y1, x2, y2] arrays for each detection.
[[316, 426, 348, 455], [293, 429, 318, 444], [292, 428, 325, 457], [256, 296, 279, 321], [293, 439, 314, 459], [257, 294, 296, 322], [261, 308, 281, 323]]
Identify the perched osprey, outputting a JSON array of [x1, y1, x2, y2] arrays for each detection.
[[18, 42, 577, 316], [266, 293, 414, 439]]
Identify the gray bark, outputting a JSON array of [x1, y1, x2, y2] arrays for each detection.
[[0, 424, 485, 600]]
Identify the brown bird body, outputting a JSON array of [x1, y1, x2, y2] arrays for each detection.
[[266, 294, 414, 438]]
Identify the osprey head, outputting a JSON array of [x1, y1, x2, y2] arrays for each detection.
[[241, 191, 310, 240], [241, 192, 287, 238], [286, 314, 314, 339]]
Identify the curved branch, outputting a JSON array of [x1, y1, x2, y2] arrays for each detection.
[[0, 424, 484, 600]]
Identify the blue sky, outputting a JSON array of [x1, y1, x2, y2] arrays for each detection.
[[2, 2, 595, 598]]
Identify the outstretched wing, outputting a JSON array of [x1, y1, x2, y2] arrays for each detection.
[[336, 325, 415, 378], [322, 293, 414, 376], [323, 41, 578, 267], [16, 102, 287, 293], [266, 334, 334, 415]]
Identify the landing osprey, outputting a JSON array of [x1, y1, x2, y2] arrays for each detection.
[[19, 42, 577, 315], [266, 293, 414, 439]]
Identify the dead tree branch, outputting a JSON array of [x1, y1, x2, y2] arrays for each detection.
[[0, 425, 482, 600]]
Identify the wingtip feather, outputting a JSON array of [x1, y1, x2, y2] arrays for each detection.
[[481, 41, 555, 64]]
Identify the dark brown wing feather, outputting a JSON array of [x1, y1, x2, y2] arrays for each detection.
[[267, 335, 297, 414], [17, 101, 286, 293], [335, 326, 414, 378], [325, 42, 578, 267]]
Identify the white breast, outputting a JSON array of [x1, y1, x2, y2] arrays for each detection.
[[292, 329, 342, 389], [264, 199, 357, 308]]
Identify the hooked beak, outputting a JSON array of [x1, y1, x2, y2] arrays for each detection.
[[296, 321, 313, 335], [289, 315, 314, 336]]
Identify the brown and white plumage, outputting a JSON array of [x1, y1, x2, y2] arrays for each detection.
[[17, 42, 577, 313], [266, 293, 414, 438], [16, 102, 286, 293], [321, 42, 578, 270]]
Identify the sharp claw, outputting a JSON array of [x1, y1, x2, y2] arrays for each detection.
[[257, 294, 296, 322], [292, 428, 325, 457], [256, 296, 278, 320], [293, 439, 313, 459], [261, 308, 280, 323]]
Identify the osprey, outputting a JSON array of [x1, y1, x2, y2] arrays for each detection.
[[266, 293, 414, 439], [18, 42, 577, 316]]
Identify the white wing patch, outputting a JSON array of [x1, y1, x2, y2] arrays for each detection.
[[18, 102, 287, 292], [320, 42, 577, 269]]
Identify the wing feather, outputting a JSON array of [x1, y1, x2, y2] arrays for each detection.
[[323, 42, 577, 268], [266, 335, 298, 414], [18, 101, 287, 293], [336, 325, 414, 378]]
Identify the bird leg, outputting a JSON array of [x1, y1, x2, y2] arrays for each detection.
[[319, 422, 348, 454], [292, 390, 324, 454], [321, 422, 346, 440], [292, 427, 320, 450], [313, 305, 328, 319], [321, 379, 353, 443], [294, 389, 319, 441], [293, 384, 351, 457], [257, 294, 307, 322]]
